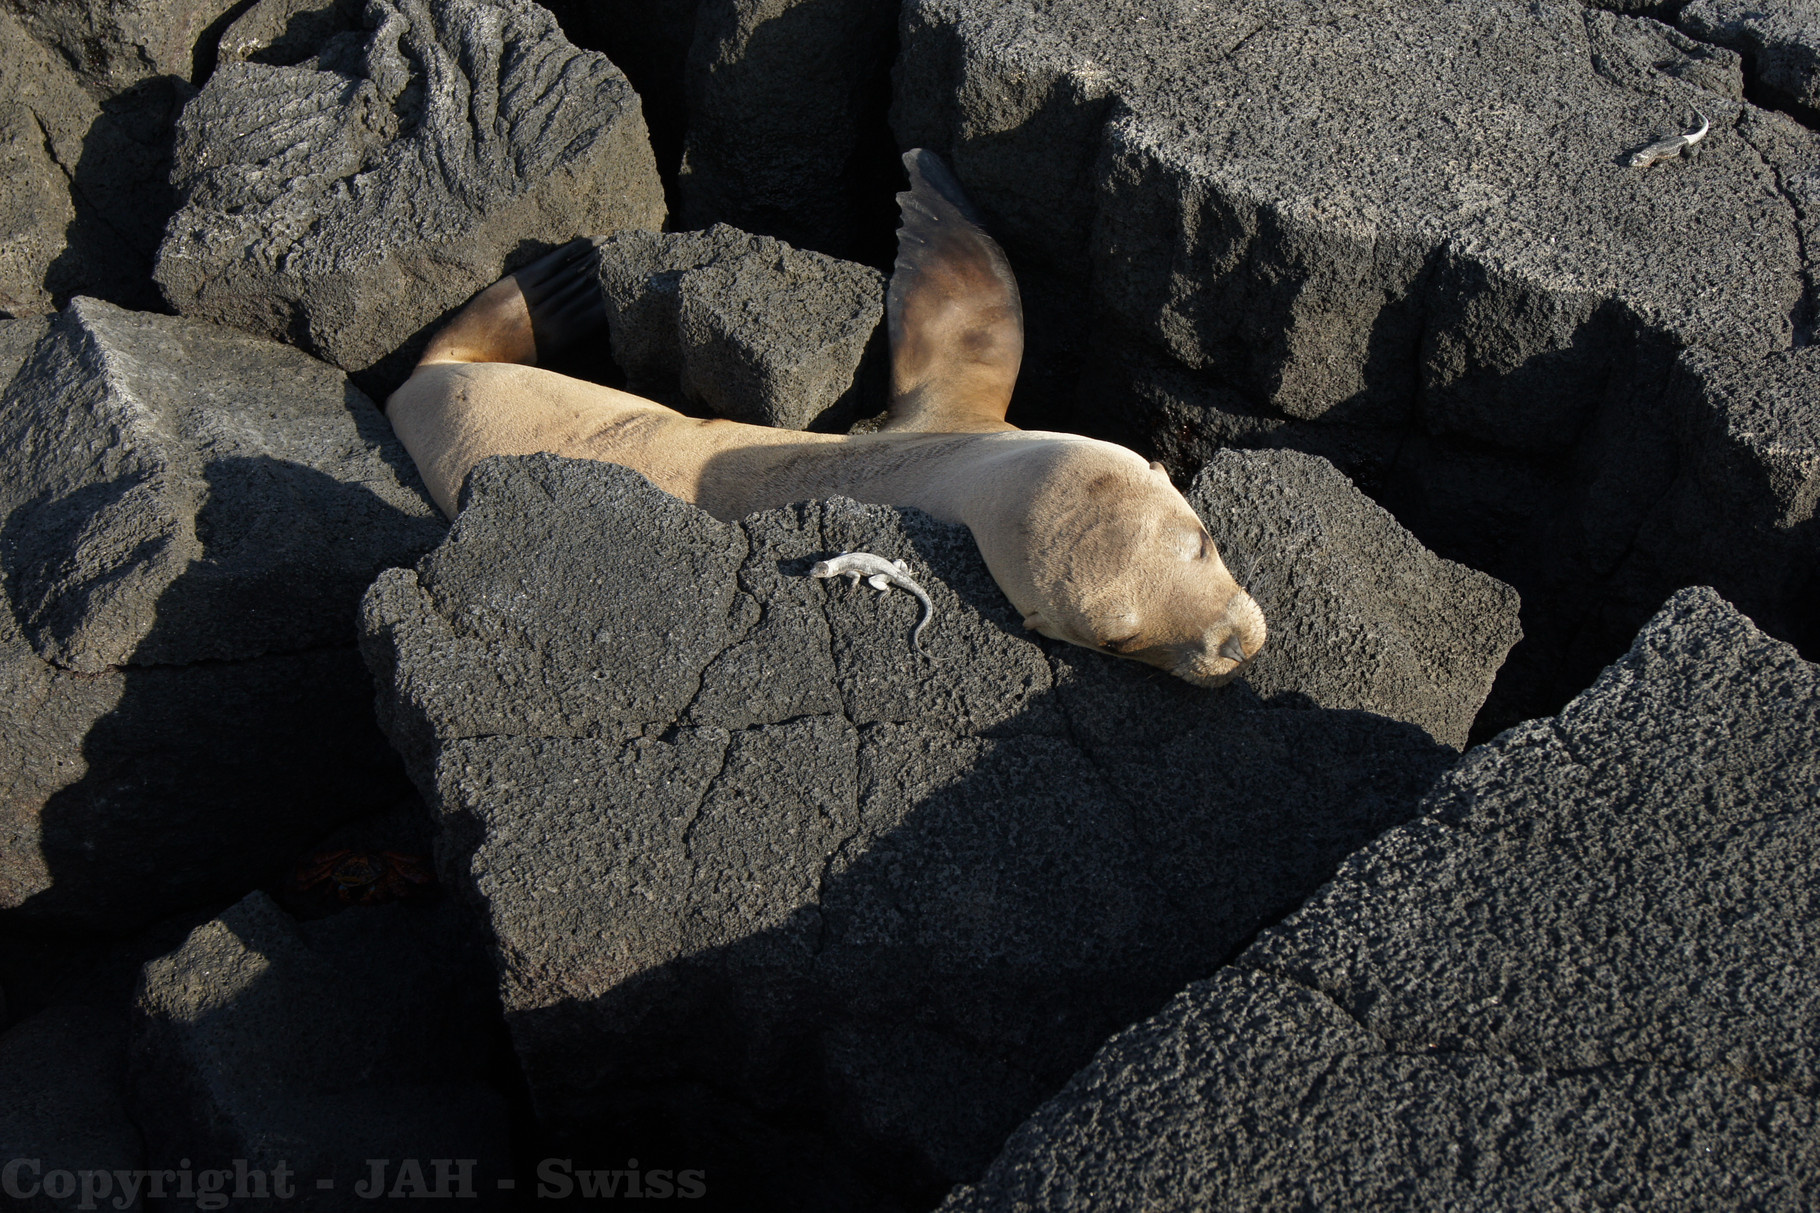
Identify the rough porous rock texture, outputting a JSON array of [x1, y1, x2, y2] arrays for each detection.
[[154, 0, 666, 394], [894, 0, 1820, 734], [0, 8, 190, 317], [132, 891, 511, 1196], [1187, 449, 1522, 749], [679, 0, 901, 262], [1682, 0, 1820, 116], [217, 0, 365, 68], [0, 0, 240, 95], [355, 453, 1527, 1202], [0, 1005, 144, 1209], [0, 300, 444, 930], [943, 587, 1820, 1210], [597, 225, 887, 429]]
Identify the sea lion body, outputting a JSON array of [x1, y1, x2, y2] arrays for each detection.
[[384, 152, 1266, 685]]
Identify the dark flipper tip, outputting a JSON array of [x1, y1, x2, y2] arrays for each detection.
[[518, 238, 607, 362]]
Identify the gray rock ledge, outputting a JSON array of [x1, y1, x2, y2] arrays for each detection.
[[945, 586, 1820, 1210]]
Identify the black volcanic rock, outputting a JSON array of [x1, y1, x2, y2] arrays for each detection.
[[0, 8, 190, 317], [155, 0, 666, 393], [359, 451, 1522, 1197], [132, 891, 510, 1200], [596, 225, 886, 429], [0, 0, 240, 95], [1682, 0, 1820, 115], [893, 0, 1820, 731], [678, 0, 899, 262], [0, 300, 443, 929], [1188, 448, 1521, 748], [944, 586, 1820, 1210]]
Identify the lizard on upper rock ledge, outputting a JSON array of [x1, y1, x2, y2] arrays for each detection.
[[1627, 109, 1709, 168], [811, 552, 935, 653]]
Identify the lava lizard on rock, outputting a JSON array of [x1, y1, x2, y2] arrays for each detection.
[[1628, 109, 1709, 168], [811, 552, 934, 653]]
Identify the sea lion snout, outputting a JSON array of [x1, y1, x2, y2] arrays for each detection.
[[1170, 588, 1267, 687]]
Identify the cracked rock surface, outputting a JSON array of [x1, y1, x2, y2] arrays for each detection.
[[597, 225, 887, 430], [357, 452, 1528, 1196], [1682, 0, 1820, 116], [0, 300, 444, 930], [943, 586, 1820, 1210], [154, 0, 666, 394]]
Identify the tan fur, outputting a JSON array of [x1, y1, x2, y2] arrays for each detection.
[[385, 153, 1263, 683], [386, 360, 1266, 684]]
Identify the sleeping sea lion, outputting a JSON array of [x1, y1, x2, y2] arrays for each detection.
[[384, 150, 1266, 685]]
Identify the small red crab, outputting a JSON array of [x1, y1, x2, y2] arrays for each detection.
[[288, 848, 435, 906]]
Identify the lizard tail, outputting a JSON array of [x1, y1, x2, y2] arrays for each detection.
[[910, 599, 932, 653]]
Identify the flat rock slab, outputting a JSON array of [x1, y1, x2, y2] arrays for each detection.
[[155, 0, 665, 393], [0, 300, 443, 929], [596, 225, 886, 430], [896, 0, 1816, 443], [1188, 449, 1521, 748], [359, 452, 1522, 1191], [1682, 0, 1820, 114], [944, 586, 1820, 1209], [132, 891, 510, 1196]]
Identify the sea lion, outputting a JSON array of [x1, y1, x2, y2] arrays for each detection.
[[385, 150, 1266, 685]]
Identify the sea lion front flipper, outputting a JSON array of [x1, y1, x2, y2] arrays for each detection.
[[519, 238, 608, 364], [883, 149, 1024, 433]]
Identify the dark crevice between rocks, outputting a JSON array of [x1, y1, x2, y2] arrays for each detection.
[[1739, 118, 1820, 342], [1739, 69, 1820, 133], [190, 0, 262, 87], [540, 0, 696, 224], [33, 79, 188, 315]]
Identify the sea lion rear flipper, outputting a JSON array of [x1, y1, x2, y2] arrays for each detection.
[[415, 238, 604, 368], [884, 149, 1024, 433]]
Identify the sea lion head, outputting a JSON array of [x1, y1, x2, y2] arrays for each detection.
[[989, 441, 1266, 686]]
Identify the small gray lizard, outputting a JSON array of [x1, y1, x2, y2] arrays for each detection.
[[1628, 109, 1709, 168], [810, 552, 934, 653]]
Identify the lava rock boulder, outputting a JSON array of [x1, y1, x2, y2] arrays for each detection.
[[131, 891, 510, 1197], [155, 0, 666, 393], [945, 586, 1820, 1209], [1188, 448, 1521, 748], [0, 300, 444, 930], [359, 450, 1521, 1198], [596, 225, 887, 430]]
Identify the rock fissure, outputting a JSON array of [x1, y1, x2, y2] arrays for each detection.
[[1738, 116, 1818, 342], [677, 729, 736, 864]]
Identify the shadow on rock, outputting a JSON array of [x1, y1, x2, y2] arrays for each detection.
[[359, 455, 1485, 1211], [6, 456, 436, 931], [42, 76, 193, 314]]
